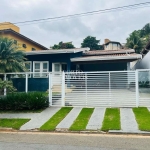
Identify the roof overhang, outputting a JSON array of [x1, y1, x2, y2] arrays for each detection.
[[0, 29, 48, 50], [26, 48, 90, 55], [71, 54, 142, 62]]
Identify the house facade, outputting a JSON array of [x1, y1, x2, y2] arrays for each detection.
[[25, 48, 141, 74], [0, 22, 48, 51]]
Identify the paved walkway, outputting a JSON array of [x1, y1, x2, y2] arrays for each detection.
[[0, 113, 36, 118], [0, 107, 60, 130], [56, 107, 82, 129], [120, 108, 139, 132], [86, 108, 105, 130], [20, 107, 60, 130], [1, 107, 150, 133]]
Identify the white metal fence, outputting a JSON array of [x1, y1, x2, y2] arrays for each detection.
[[1, 70, 150, 107]]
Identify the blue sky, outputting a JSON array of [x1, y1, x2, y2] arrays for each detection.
[[1, 0, 150, 48]]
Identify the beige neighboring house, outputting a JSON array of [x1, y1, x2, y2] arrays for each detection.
[[103, 39, 123, 50]]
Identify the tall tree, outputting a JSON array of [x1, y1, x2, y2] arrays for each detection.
[[81, 36, 103, 50], [126, 31, 145, 54], [0, 37, 27, 73], [51, 41, 75, 49], [126, 23, 150, 53]]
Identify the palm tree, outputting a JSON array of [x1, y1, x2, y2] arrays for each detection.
[[0, 37, 27, 73], [126, 31, 145, 54]]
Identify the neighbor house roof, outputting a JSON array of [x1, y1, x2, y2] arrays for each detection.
[[71, 49, 142, 62], [104, 41, 121, 45], [26, 48, 90, 55], [0, 29, 48, 50]]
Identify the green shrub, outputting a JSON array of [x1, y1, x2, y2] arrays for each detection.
[[0, 92, 49, 110]]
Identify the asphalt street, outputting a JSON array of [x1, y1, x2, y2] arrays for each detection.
[[0, 132, 150, 150]]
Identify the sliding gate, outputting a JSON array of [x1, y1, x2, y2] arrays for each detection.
[[64, 71, 136, 107]]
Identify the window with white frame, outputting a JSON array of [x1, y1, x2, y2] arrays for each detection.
[[33, 61, 49, 77]]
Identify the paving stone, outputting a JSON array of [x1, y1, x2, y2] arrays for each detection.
[[86, 108, 105, 130], [56, 107, 82, 129], [0, 113, 36, 119], [20, 107, 60, 130], [120, 108, 139, 132]]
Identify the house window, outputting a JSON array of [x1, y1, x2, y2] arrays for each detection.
[[33, 61, 49, 77], [25, 61, 31, 72], [14, 40, 17, 45], [32, 48, 36, 51], [22, 44, 27, 48], [25, 61, 32, 77]]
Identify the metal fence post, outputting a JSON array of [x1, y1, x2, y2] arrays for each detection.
[[109, 72, 111, 107], [4, 74, 6, 96], [61, 71, 65, 106], [49, 73, 52, 106], [25, 73, 28, 93], [85, 73, 87, 107], [135, 70, 139, 107]]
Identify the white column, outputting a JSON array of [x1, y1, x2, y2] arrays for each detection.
[[135, 70, 139, 107], [109, 72, 111, 107], [25, 73, 28, 93], [4, 74, 6, 96], [127, 62, 130, 70], [49, 73, 52, 106], [85, 73, 87, 107], [61, 71, 65, 106]]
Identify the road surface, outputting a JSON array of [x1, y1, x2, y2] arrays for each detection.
[[0, 132, 150, 150]]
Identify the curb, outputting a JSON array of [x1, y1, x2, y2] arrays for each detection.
[[1, 128, 150, 136]]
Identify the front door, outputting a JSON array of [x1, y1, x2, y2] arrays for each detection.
[[52, 63, 62, 73]]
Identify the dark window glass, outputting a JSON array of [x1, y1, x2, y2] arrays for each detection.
[[32, 48, 36, 51], [14, 40, 17, 45], [22, 44, 26, 48]]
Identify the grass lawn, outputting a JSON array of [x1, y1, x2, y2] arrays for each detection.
[[101, 108, 120, 131], [0, 118, 30, 130], [69, 108, 94, 131], [133, 107, 150, 131], [40, 107, 73, 131]]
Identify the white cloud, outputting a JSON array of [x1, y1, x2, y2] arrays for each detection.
[[0, 0, 150, 48]]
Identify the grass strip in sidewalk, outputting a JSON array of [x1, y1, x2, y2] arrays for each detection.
[[101, 108, 120, 131], [40, 107, 73, 131], [69, 108, 94, 131], [133, 107, 150, 131], [0, 118, 30, 130]]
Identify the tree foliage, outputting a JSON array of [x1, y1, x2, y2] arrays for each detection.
[[0, 37, 27, 73], [51, 41, 75, 49], [126, 31, 145, 53], [126, 23, 150, 53], [0, 78, 16, 95], [81, 36, 103, 50]]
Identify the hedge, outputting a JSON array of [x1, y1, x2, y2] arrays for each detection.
[[0, 92, 49, 110]]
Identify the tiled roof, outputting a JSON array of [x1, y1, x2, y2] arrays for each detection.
[[83, 49, 135, 56], [26, 48, 90, 55], [71, 53, 142, 62]]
